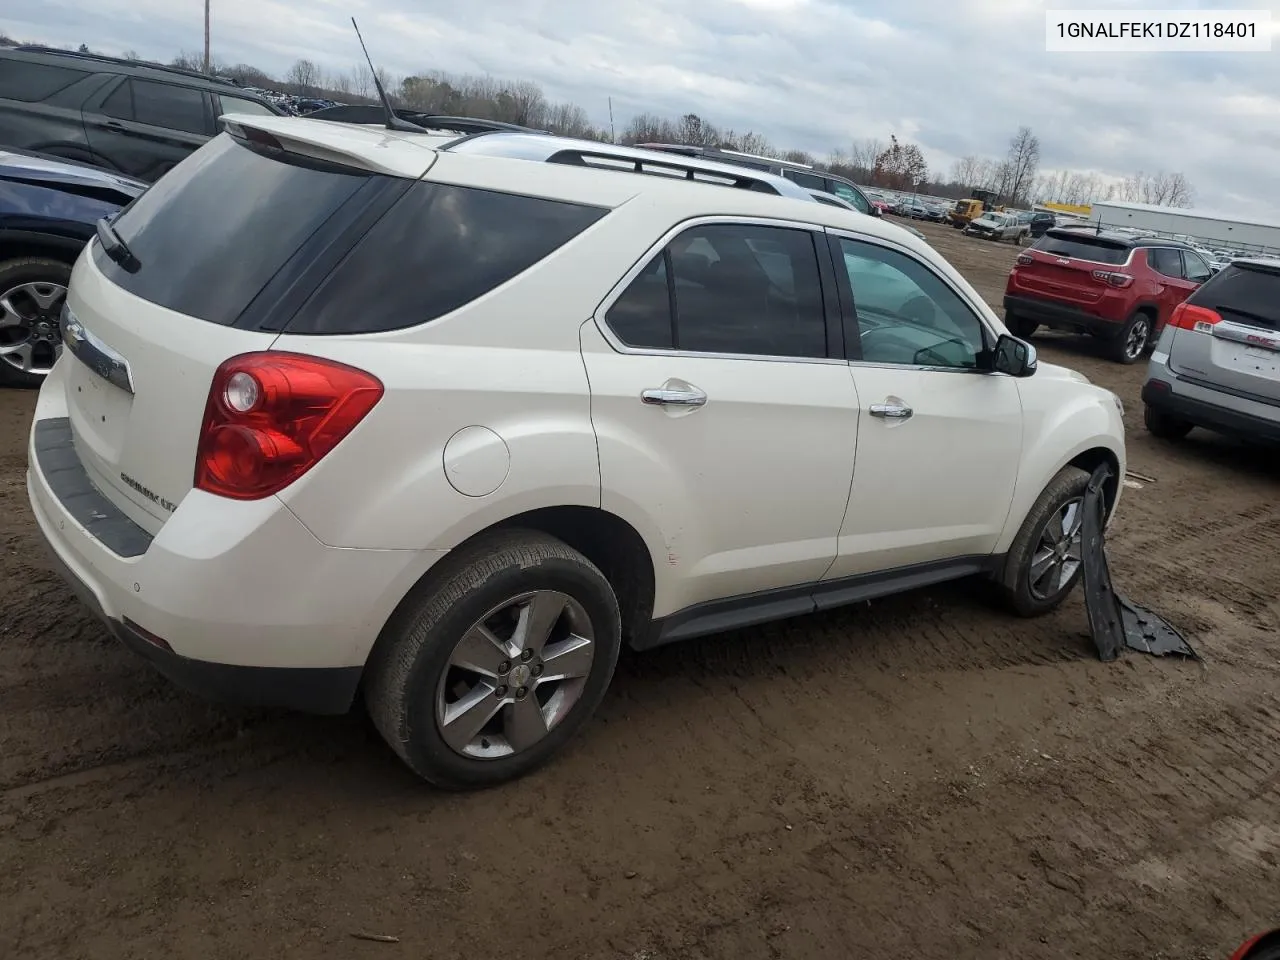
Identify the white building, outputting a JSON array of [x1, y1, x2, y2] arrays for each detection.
[[1090, 200, 1280, 254]]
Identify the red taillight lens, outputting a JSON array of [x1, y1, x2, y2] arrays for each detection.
[[1168, 302, 1223, 331], [195, 352, 384, 500], [1016, 253, 1034, 265], [1091, 269, 1133, 288]]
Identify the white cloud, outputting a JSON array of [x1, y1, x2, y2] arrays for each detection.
[[4, 0, 1276, 216]]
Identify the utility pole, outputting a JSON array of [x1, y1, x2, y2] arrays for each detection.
[[608, 97, 615, 142], [203, 0, 211, 74]]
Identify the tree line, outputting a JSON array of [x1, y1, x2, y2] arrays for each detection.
[[20, 34, 1197, 210]]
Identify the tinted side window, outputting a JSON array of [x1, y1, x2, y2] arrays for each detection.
[[1148, 248, 1182, 279], [292, 182, 608, 335], [218, 94, 276, 118], [605, 254, 673, 349], [1183, 252, 1212, 283], [131, 80, 207, 134], [829, 181, 871, 214], [668, 223, 826, 358], [100, 80, 133, 120], [787, 170, 827, 191], [0, 59, 90, 101], [838, 237, 986, 369]]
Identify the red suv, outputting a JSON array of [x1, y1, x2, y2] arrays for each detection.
[[1003, 227, 1215, 363]]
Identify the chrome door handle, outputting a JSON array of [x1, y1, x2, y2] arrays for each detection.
[[869, 402, 913, 420], [642, 386, 707, 407]]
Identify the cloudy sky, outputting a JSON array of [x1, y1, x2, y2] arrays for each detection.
[[6, 0, 1278, 217]]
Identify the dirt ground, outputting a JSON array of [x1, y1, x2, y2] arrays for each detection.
[[3, 218, 1279, 960]]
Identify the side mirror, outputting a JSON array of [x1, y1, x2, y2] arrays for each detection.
[[993, 333, 1037, 377]]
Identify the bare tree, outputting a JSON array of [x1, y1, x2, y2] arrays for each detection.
[[848, 137, 886, 180], [949, 155, 983, 187], [121, 49, 141, 61], [286, 59, 320, 96], [1003, 126, 1040, 205]]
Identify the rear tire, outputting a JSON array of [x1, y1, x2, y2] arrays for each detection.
[[998, 465, 1092, 618], [1107, 311, 1154, 364], [1144, 404, 1193, 440], [364, 530, 621, 790], [1005, 314, 1039, 339]]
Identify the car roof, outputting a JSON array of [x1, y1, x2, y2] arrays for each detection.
[[3, 46, 276, 103], [0, 145, 147, 196]]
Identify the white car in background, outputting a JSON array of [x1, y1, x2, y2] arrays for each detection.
[[28, 117, 1126, 788]]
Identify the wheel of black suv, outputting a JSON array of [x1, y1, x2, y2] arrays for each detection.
[[1005, 313, 1039, 339], [1108, 311, 1153, 364], [1144, 403, 1193, 440], [998, 465, 1092, 618], [0, 258, 71, 388], [364, 530, 622, 790]]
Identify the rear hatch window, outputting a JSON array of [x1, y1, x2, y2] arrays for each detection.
[[1187, 263, 1280, 330], [92, 134, 373, 326], [1035, 232, 1130, 265]]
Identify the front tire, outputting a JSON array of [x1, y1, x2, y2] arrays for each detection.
[[365, 530, 622, 789], [998, 465, 1092, 618]]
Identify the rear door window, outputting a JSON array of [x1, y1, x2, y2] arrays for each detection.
[[1035, 233, 1129, 265], [1187, 264, 1280, 330], [1148, 248, 1182, 279], [93, 134, 372, 325], [289, 182, 608, 334], [0, 59, 90, 101], [131, 80, 209, 134]]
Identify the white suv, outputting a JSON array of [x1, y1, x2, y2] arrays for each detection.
[[27, 116, 1126, 788]]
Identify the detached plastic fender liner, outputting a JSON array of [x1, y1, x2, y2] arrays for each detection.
[[1080, 462, 1198, 661]]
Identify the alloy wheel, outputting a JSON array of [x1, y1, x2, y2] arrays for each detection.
[[435, 590, 597, 759], [1124, 317, 1151, 361], [1029, 497, 1084, 600], [0, 281, 67, 376]]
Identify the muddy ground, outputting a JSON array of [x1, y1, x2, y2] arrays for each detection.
[[2, 218, 1279, 960]]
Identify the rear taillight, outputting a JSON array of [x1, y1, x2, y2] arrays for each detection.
[[195, 352, 384, 500], [1092, 270, 1133, 288], [1016, 254, 1034, 265], [1168, 302, 1223, 331]]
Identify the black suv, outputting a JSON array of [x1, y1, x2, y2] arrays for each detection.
[[636, 143, 880, 218], [0, 46, 283, 182]]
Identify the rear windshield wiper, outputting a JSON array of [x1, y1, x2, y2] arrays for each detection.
[[96, 217, 141, 274]]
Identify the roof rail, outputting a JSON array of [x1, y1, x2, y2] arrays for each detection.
[[304, 104, 546, 135], [12, 45, 241, 86], [545, 148, 783, 194], [443, 134, 814, 198]]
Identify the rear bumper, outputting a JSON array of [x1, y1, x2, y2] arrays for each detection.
[[27, 410, 441, 714], [38, 534, 362, 714], [1142, 365, 1280, 443], [1003, 294, 1125, 336]]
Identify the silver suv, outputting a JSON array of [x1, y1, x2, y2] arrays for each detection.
[[1142, 259, 1280, 443]]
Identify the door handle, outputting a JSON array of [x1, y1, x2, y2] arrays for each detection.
[[870, 401, 913, 420], [103, 119, 125, 129], [641, 386, 707, 407]]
